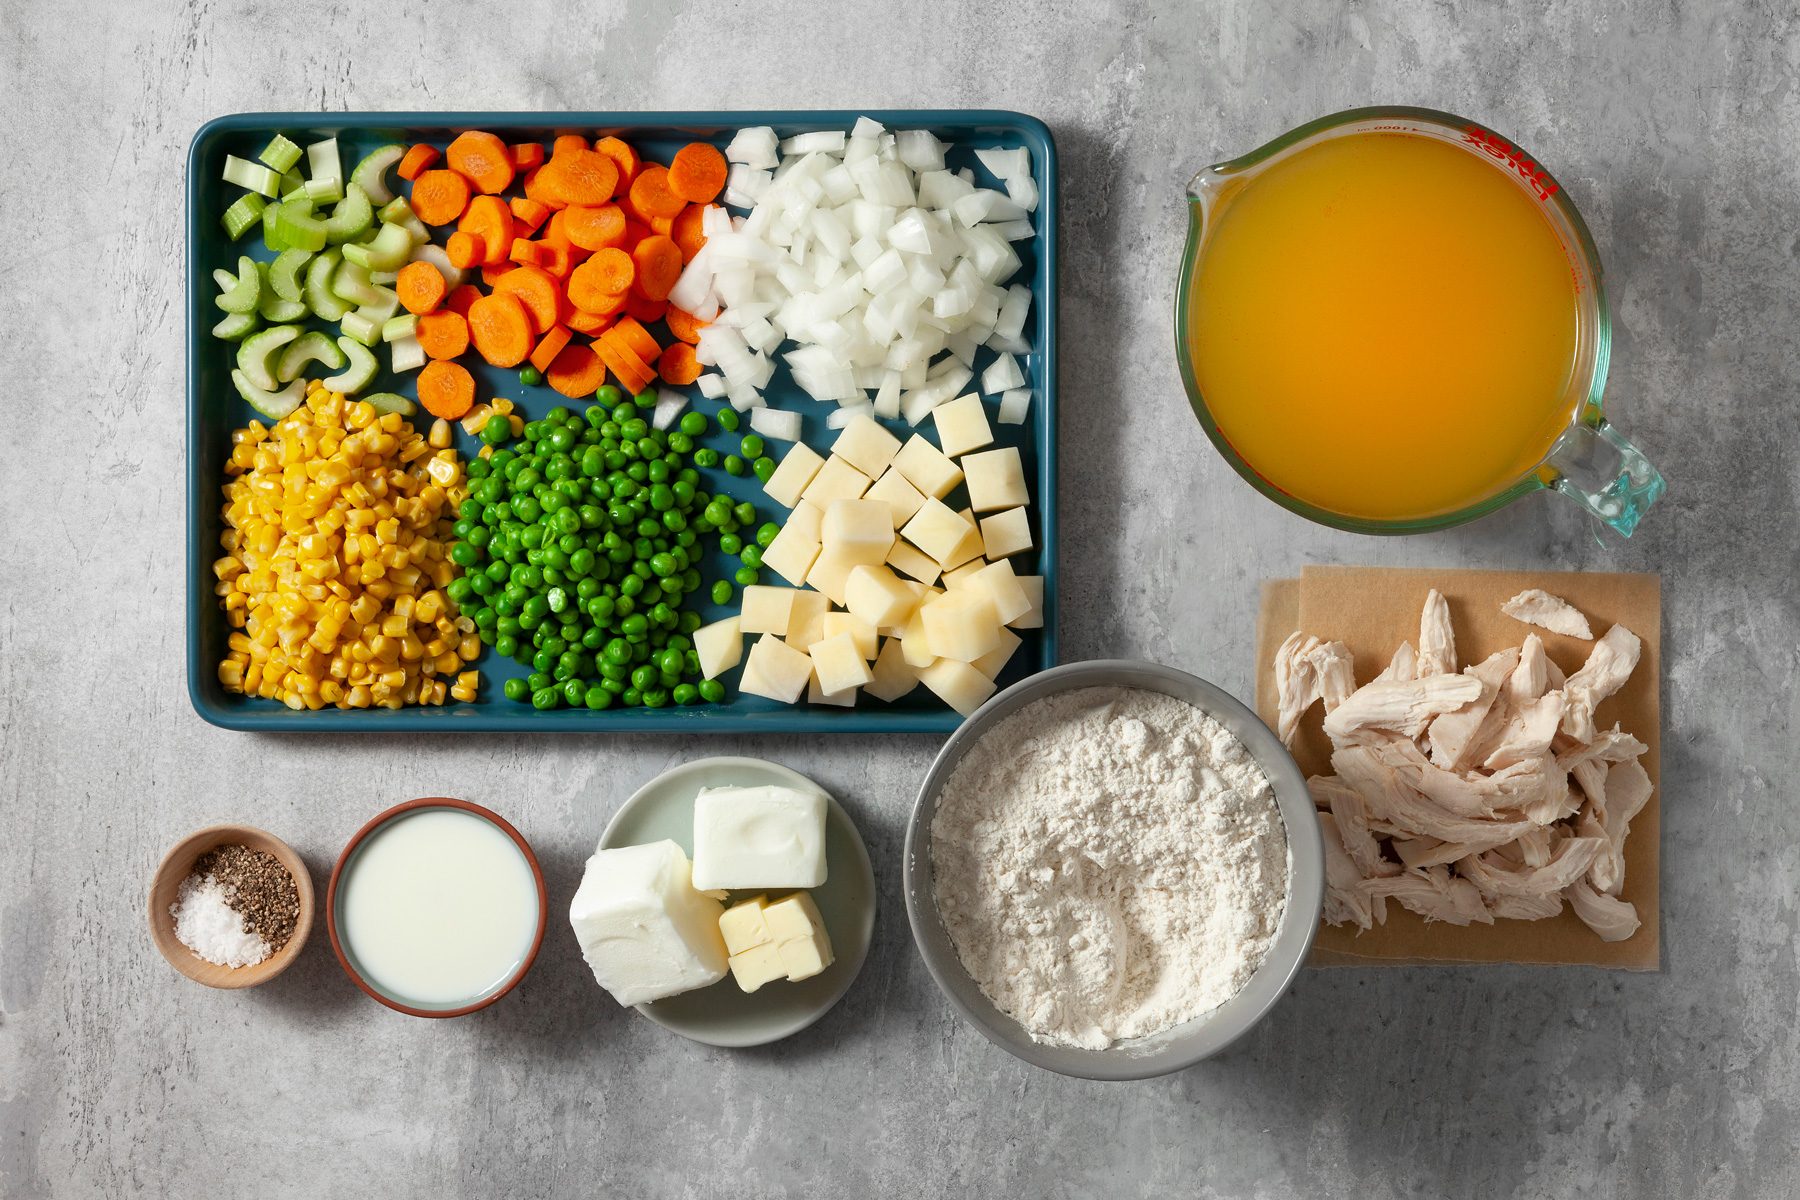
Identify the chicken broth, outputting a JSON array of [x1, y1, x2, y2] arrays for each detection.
[[1188, 130, 1581, 521]]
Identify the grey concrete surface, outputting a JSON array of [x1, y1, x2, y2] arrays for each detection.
[[3, 0, 1796, 1196]]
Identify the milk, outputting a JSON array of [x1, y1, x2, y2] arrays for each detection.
[[338, 809, 539, 1005]]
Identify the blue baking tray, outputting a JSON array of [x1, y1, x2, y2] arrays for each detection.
[[187, 110, 1057, 731]]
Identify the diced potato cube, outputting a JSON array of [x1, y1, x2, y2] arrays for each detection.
[[806, 674, 857, 707], [891, 435, 963, 499], [931, 392, 994, 458], [979, 507, 1033, 559], [805, 550, 857, 606], [919, 658, 997, 717], [942, 559, 986, 589], [865, 637, 923, 702], [785, 590, 832, 650], [763, 443, 825, 508], [843, 564, 919, 630], [900, 498, 969, 565], [967, 559, 1032, 624], [899, 606, 936, 668], [719, 895, 772, 954], [694, 617, 743, 680], [785, 499, 824, 543], [920, 590, 1003, 662], [822, 611, 878, 659], [740, 586, 797, 636], [800, 455, 873, 507], [1010, 575, 1044, 630], [885, 538, 942, 585], [972, 626, 1022, 679], [865, 468, 927, 527], [821, 499, 895, 565], [943, 507, 986, 570], [761, 527, 820, 587], [810, 632, 874, 695], [830, 412, 902, 478], [961, 446, 1028, 512], [740, 634, 813, 703]]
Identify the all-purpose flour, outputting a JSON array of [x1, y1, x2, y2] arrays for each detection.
[[931, 686, 1289, 1049]]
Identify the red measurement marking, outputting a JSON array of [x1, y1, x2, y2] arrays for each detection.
[[1461, 125, 1560, 201]]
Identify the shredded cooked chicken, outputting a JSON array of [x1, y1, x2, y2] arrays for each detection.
[[1275, 589, 1652, 941]]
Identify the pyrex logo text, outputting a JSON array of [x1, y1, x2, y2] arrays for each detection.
[[1461, 126, 1560, 201]]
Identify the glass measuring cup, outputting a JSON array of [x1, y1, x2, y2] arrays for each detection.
[[1175, 106, 1665, 536]]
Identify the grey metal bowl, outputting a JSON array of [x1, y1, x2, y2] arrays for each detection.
[[903, 659, 1325, 1080]]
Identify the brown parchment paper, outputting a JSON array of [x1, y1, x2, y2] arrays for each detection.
[[1254, 567, 1661, 970]]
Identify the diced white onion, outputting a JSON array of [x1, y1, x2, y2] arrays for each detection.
[[651, 388, 688, 430], [749, 406, 803, 441], [981, 353, 1025, 395], [697, 373, 726, 399], [998, 387, 1032, 425], [726, 127, 779, 169]]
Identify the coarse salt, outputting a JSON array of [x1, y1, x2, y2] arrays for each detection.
[[171, 875, 270, 968]]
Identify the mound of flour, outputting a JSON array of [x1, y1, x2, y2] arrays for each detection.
[[931, 686, 1289, 1049]]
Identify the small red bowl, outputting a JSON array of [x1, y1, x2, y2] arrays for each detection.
[[326, 797, 547, 1018]]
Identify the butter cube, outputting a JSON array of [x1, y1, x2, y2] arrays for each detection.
[[810, 632, 874, 696], [865, 636, 923, 702], [822, 611, 878, 659], [800, 455, 873, 507], [728, 940, 790, 992], [740, 634, 813, 703], [691, 784, 828, 891], [901, 498, 971, 565], [1010, 575, 1045, 630], [919, 658, 997, 717], [763, 443, 825, 508], [693, 617, 743, 680], [891, 435, 963, 499], [831, 412, 902, 478], [844, 564, 919, 630], [979, 507, 1033, 559], [784, 590, 832, 651], [761, 526, 821, 587], [740, 585, 798, 636], [972, 626, 1022, 679], [885, 537, 942, 585], [764, 892, 834, 982], [961, 446, 1028, 512], [822, 498, 896, 565], [932, 392, 994, 458], [568, 840, 727, 1007], [784, 498, 824, 543], [967, 559, 1032, 625], [865, 468, 927, 527], [805, 549, 857, 605], [719, 894, 773, 953], [921, 590, 1004, 662]]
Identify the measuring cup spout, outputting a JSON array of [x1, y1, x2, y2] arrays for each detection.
[[1543, 420, 1666, 536]]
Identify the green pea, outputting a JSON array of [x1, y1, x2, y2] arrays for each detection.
[[673, 683, 699, 706], [631, 664, 659, 691], [517, 365, 543, 387], [734, 567, 759, 586], [531, 687, 559, 710], [642, 689, 670, 709], [657, 648, 684, 675], [450, 541, 479, 568], [481, 414, 512, 445], [562, 678, 586, 706], [724, 454, 746, 476], [585, 686, 612, 710], [740, 434, 765, 459], [622, 687, 643, 708], [694, 448, 720, 468], [711, 580, 733, 605], [733, 501, 756, 525], [752, 456, 776, 482], [719, 533, 743, 555], [503, 677, 529, 702], [699, 679, 725, 703], [595, 385, 622, 408], [740, 545, 764, 569], [621, 614, 649, 638], [678, 411, 707, 436], [716, 408, 740, 432]]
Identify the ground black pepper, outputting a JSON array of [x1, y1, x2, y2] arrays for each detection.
[[195, 844, 300, 952]]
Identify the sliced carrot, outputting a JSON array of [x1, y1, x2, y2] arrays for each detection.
[[621, 218, 653, 248], [630, 235, 682, 302], [592, 137, 639, 196], [416, 310, 470, 360], [546, 343, 606, 399], [665, 306, 707, 345], [564, 203, 627, 251], [508, 238, 546, 268], [510, 142, 546, 171], [410, 169, 472, 226], [397, 143, 441, 182], [480, 264, 515, 288], [509, 197, 550, 236], [446, 130, 515, 195], [658, 342, 701, 386], [445, 231, 485, 270], [625, 293, 668, 324], [528, 325, 573, 374], [467, 292, 534, 368], [671, 205, 709, 260], [494, 265, 560, 337], [668, 142, 728, 204], [612, 315, 661, 364], [396, 260, 447, 315], [628, 164, 686, 220], [566, 308, 612, 334], [534, 239, 575, 279], [649, 214, 675, 237], [568, 248, 635, 312], [417, 360, 476, 419], [444, 284, 482, 318], [553, 134, 590, 158], [598, 330, 655, 395], [458, 195, 514, 268], [523, 165, 566, 211], [539, 150, 620, 207]]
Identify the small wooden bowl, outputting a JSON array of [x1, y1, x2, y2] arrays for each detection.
[[148, 825, 314, 989]]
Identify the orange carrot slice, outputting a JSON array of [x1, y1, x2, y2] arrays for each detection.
[[593, 137, 639, 196], [523, 164, 566, 211], [418, 360, 476, 419], [566, 309, 612, 334], [410, 169, 472, 226], [624, 293, 668, 325], [445, 231, 485, 270], [671, 205, 709, 260], [509, 197, 550, 236], [658, 342, 701, 385], [416, 310, 470, 360], [547, 343, 606, 398], [444, 284, 482, 318], [564, 204, 627, 251], [397, 143, 441, 182], [552, 134, 589, 158], [396, 260, 447, 315], [458, 195, 514, 268], [630, 235, 682, 302], [508, 238, 546, 268], [528, 325, 573, 375], [510, 142, 545, 171], [539, 150, 620, 207], [447, 131, 515, 195], [467, 292, 534, 367], [665, 306, 707, 345], [668, 143, 728, 204], [494, 265, 560, 337], [628, 165, 686, 220], [612, 315, 661, 365], [567, 249, 634, 313]]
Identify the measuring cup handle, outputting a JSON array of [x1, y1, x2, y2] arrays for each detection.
[[1543, 420, 1666, 536]]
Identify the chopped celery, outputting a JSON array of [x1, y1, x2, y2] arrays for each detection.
[[381, 313, 419, 342], [362, 392, 417, 417], [212, 311, 259, 342], [278, 168, 305, 197], [276, 331, 346, 382], [258, 134, 304, 174], [232, 370, 307, 420], [223, 154, 282, 198], [339, 310, 382, 348], [276, 198, 328, 253], [350, 144, 406, 206], [322, 183, 374, 245], [355, 289, 401, 325], [302, 177, 343, 204], [340, 222, 413, 272], [214, 256, 260, 315], [307, 138, 341, 188], [261, 203, 295, 253], [410, 243, 465, 289], [389, 334, 426, 374], [236, 326, 301, 392], [369, 269, 399, 286], [269, 248, 314, 302], [325, 336, 379, 392], [331, 259, 386, 307], [304, 249, 351, 321], [220, 193, 267, 240], [377, 196, 415, 224], [212, 268, 238, 292], [257, 290, 308, 323]]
